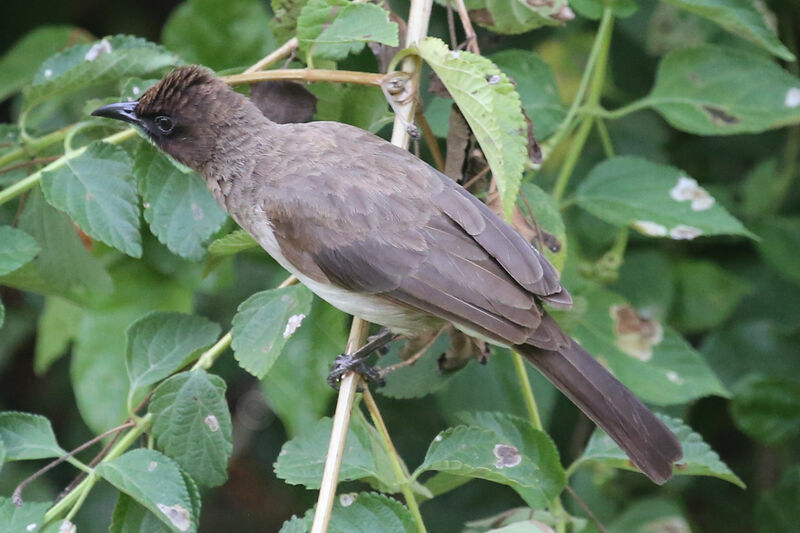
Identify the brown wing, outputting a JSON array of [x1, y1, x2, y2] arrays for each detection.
[[261, 121, 571, 348]]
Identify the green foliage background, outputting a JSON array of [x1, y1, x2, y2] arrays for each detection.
[[1, 0, 799, 532]]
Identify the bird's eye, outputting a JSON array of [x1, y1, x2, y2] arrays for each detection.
[[154, 115, 174, 135]]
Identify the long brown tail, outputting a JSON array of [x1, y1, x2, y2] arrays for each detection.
[[517, 336, 683, 484]]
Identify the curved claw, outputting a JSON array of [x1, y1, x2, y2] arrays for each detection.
[[327, 353, 386, 390]]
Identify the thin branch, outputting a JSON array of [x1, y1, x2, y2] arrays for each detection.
[[223, 69, 386, 87], [244, 37, 299, 73], [0, 156, 59, 175], [453, 0, 479, 54], [56, 426, 124, 503], [565, 485, 609, 533], [446, 1, 458, 49], [414, 107, 445, 172]]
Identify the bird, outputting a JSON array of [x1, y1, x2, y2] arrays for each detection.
[[92, 65, 682, 484]]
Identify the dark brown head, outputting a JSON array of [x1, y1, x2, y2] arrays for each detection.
[[92, 65, 248, 170]]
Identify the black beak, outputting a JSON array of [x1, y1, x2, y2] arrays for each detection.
[[91, 101, 141, 126]]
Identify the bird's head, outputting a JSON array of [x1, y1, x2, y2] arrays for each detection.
[[92, 65, 244, 171]]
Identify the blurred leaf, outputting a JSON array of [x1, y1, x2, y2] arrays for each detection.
[[271, 0, 309, 44], [551, 284, 728, 405], [279, 515, 310, 533], [231, 285, 314, 378], [274, 412, 398, 491], [261, 298, 345, 437], [0, 26, 91, 102], [134, 144, 226, 261], [207, 229, 258, 256], [41, 141, 141, 257], [741, 159, 781, 218], [162, 0, 275, 70], [34, 296, 83, 375], [414, 412, 566, 509], [644, 45, 800, 135], [570, 0, 638, 20], [125, 311, 220, 405], [518, 182, 567, 271], [377, 333, 455, 400], [731, 374, 800, 445], [0, 411, 65, 461], [576, 414, 744, 487], [606, 497, 690, 533], [756, 466, 800, 533], [310, 83, 389, 132], [297, 0, 397, 61], [466, 0, 572, 34], [662, 0, 793, 60], [0, 226, 39, 276], [328, 492, 416, 533], [487, 523, 554, 533], [0, 497, 50, 533], [418, 37, 528, 219], [111, 493, 172, 533], [150, 370, 233, 487], [755, 216, 800, 286], [24, 35, 180, 108], [576, 156, 752, 239], [672, 259, 750, 333], [491, 50, 565, 140], [97, 449, 196, 533], [608, 249, 674, 321]]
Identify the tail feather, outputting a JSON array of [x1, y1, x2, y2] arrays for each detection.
[[518, 336, 683, 484]]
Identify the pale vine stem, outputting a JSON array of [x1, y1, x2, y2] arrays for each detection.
[[311, 2, 433, 531]]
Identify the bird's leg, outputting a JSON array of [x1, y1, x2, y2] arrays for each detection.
[[379, 326, 446, 378], [327, 328, 399, 389]]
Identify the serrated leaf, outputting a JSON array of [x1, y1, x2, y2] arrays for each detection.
[[518, 182, 566, 271], [414, 412, 565, 509], [0, 226, 40, 276], [25, 35, 180, 108], [0, 497, 51, 533], [261, 298, 345, 437], [0, 411, 65, 461], [279, 515, 310, 533], [550, 283, 728, 405], [231, 285, 313, 378], [672, 259, 750, 333], [275, 412, 398, 492], [576, 156, 752, 239], [41, 141, 141, 257], [466, 0, 572, 34], [271, 0, 309, 44], [34, 296, 83, 375], [731, 374, 800, 445], [125, 312, 220, 404], [111, 493, 172, 533], [97, 449, 196, 533], [328, 492, 416, 533], [150, 370, 233, 487], [756, 466, 800, 533], [134, 144, 226, 261], [663, 0, 793, 60], [207, 229, 258, 256], [418, 37, 528, 220], [491, 50, 565, 140], [163, 0, 276, 70], [577, 414, 744, 487], [644, 45, 800, 135]]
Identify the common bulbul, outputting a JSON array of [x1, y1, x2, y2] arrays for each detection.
[[93, 66, 683, 484]]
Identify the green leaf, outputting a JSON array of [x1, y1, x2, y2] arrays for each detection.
[[466, 0, 573, 34], [490, 50, 565, 140], [97, 449, 196, 533], [328, 492, 416, 533], [755, 217, 800, 286], [644, 45, 800, 135], [0, 497, 51, 533], [24, 35, 181, 108], [756, 466, 800, 533], [576, 156, 752, 240], [730, 374, 800, 445], [134, 144, 226, 261], [609, 249, 675, 322], [418, 37, 528, 220], [231, 285, 314, 378], [662, 0, 793, 60], [150, 370, 233, 487], [279, 515, 311, 533], [577, 414, 744, 487], [310, 83, 390, 132], [271, 0, 309, 44], [551, 283, 728, 405], [0, 26, 91, 102], [207, 229, 258, 256], [261, 298, 345, 437], [125, 312, 221, 404], [518, 182, 567, 271], [41, 141, 141, 257], [414, 412, 566, 509], [672, 259, 750, 333], [0, 226, 40, 276], [606, 498, 690, 533], [1, 189, 112, 303], [569, 0, 638, 19], [0, 411, 65, 461], [163, 0, 276, 70], [377, 332, 454, 399], [111, 469, 202, 533], [274, 412, 398, 491], [34, 296, 83, 375]]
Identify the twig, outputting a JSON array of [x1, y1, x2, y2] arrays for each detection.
[[311, 318, 370, 533], [57, 426, 124, 503], [223, 69, 386, 87], [244, 37, 299, 73], [453, 0, 479, 54], [0, 156, 59, 175], [446, 1, 458, 50], [414, 107, 445, 171], [565, 485, 608, 533]]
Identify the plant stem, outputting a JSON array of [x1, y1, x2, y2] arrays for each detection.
[[0, 126, 70, 170], [223, 69, 387, 87], [244, 37, 299, 73], [585, 99, 652, 120], [362, 387, 427, 533], [192, 332, 233, 371], [595, 119, 615, 158], [511, 351, 542, 430], [552, 117, 594, 201]]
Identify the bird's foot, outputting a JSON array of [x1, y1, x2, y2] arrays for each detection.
[[327, 353, 386, 390]]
